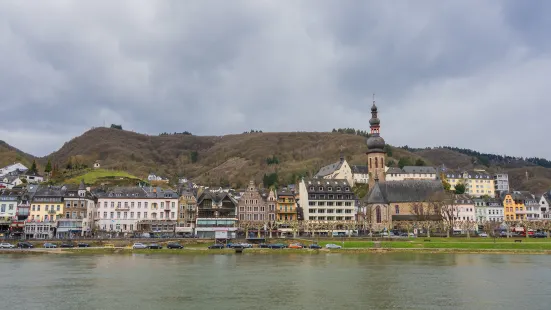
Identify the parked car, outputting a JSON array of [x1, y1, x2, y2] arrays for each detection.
[[226, 243, 237, 248], [77, 243, 90, 248], [17, 242, 34, 249], [147, 243, 163, 249], [0, 242, 15, 249], [259, 243, 270, 248], [532, 232, 546, 238], [308, 244, 322, 249], [167, 242, 183, 249], [268, 243, 287, 249], [132, 243, 147, 249], [208, 244, 225, 249], [60, 243, 75, 248], [240, 243, 253, 248], [43, 243, 57, 248], [325, 243, 342, 249], [478, 233, 488, 237], [288, 243, 303, 249]]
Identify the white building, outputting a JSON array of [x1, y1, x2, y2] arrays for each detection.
[[0, 163, 28, 177], [298, 179, 356, 234], [494, 173, 510, 194], [538, 193, 550, 219], [475, 198, 504, 224], [95, 186, 179, 235], [22, 171, 44, 184], [452, 195, 476, 232], [351, 165, 369, 184], [314, 157, 354, 186], [0, 175, 24, 189], [384, 166, 437, 181]]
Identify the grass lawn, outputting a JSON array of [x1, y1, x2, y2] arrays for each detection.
[[314, 239, 551, 250], [65, 169, 140, 184]]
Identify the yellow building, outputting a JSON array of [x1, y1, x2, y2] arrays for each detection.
[[276, 190, 297, 221], [502, 192, 530, 221], [29, 186, 65, 222], [444, 170, 495, 198]]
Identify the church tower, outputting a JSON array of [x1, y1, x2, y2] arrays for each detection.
[[366, 98, 386, 189]]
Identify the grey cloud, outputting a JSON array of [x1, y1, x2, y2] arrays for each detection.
[[0, 1, 550, 159]]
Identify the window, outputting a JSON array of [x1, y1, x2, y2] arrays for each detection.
[[327, 187, 332, 191], [376, 206, 382, 223], [137, 212, 141, 219], [309, 201, 315, 206], [395, 205, 400, 214], [145, 202, 148, 208], [103, 212, 107, 218], [171, 212, 175, 219], [130, 212, 134, 218], [110, 212, 114, 219], [327, 202, 334, 206], [131, 202, 134, 208], [309, 209, 316, 213], [124, 212, 128, 219], [160, 212, 164, 219]]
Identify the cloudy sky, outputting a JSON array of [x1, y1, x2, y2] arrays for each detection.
[[1, 1, 550, 158]]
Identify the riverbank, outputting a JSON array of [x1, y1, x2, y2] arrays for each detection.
[[3, 246, 551, 255]]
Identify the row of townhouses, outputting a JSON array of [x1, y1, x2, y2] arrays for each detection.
[[0, 102, 548, 239]]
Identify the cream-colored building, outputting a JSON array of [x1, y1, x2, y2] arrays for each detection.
[[314, 156, 354, 186], [445, 170, 495, 197], [385, 166, 438, 181]]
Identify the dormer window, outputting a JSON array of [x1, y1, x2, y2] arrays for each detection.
[[328, 187, 332, 191], [337, 187, 341, 191], [309, 187, 314, 191], [318, 187, 323, 191], [345, 187, 350, 191]]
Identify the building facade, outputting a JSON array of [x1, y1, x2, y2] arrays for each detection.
[[59, 181, 96, 238], [351, 165, 369, 184], [445, 170, 495, 198], [177, 190, 197, 235], [314, 156, 354, 186], [298, 179, 356, 225], [195, 191, 238, 238], [276, 190, 297, 221], [95, 186, 179, 236], [494, 173, 510, 195], [237, 181, 267, 223]]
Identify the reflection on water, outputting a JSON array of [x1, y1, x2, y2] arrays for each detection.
[[1, 253, 550, 310]]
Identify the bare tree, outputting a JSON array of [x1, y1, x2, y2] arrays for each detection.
[[437, 193, 459, 238], [289, 220, 301, 238]]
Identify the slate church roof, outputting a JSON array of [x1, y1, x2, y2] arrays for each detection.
[[315, 159, 345, 178], [363, 180, 444, 204]]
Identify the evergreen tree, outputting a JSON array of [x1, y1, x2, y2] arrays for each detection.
[[29, 160, 38, 174], [44, 159, 52, 173], [454, 183, 466, 194]]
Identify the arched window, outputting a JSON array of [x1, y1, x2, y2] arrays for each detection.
[[381, 158, 384, 168], [375, 157, 378, 168], [369, 158, 372, 169], [376, 206, 382, 223]]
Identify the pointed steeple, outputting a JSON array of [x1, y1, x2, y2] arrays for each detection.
[[79, 179, 86, 190]]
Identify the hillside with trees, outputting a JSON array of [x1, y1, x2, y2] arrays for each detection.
[[1, 127, 551, 192]]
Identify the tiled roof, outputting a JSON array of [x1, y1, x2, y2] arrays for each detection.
[[402, 166, 437, 174], [351, 165, 368, 174], [315, 159, 344, 178], [386, 167, 404, 174], [364, 180, 444, 204]]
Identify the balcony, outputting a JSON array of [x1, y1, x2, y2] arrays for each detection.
[[116, 206, 130, 211], [47, 210, 57, 215]]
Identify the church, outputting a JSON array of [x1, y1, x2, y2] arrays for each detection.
[[361, 100, 444, 232]]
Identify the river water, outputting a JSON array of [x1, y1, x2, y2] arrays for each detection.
[[1, 253, 550, 310]]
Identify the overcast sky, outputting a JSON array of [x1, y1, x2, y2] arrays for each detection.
[[1, 1, 550, 158]]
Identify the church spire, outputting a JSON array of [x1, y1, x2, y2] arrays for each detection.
[[369, 94, 380, 135]]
